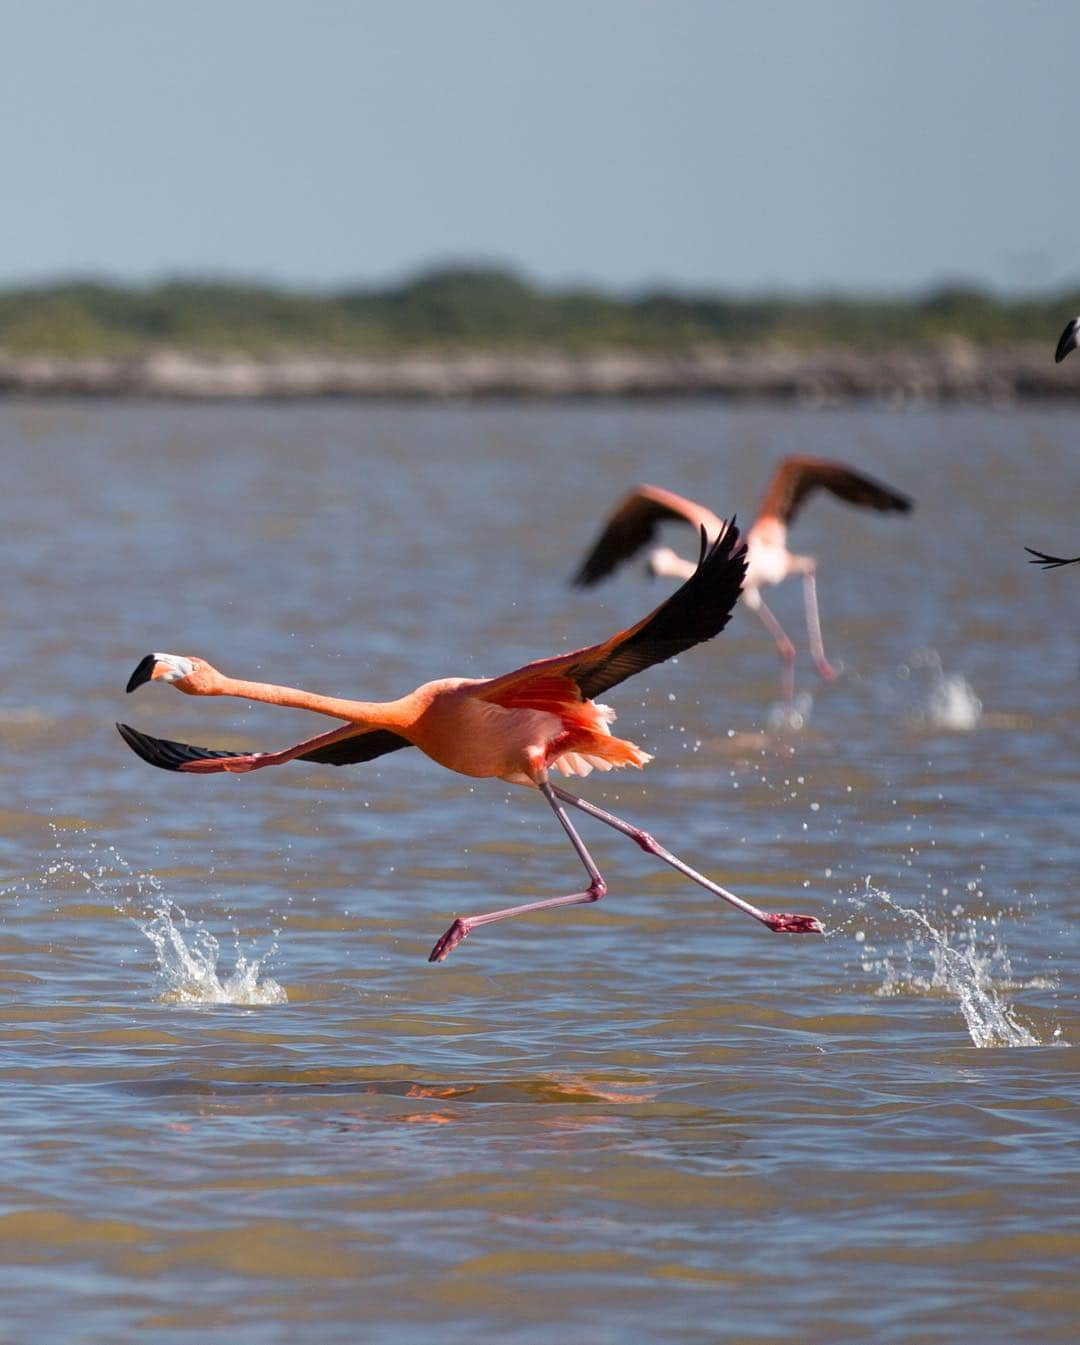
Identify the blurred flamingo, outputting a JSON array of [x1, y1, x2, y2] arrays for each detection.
[[117, 520, 822, 963], [1027, 321, 1080, 566], [1024, 547, 1079, 569], [572, 458, 912, 707], [1054, 316, 1079, 364]]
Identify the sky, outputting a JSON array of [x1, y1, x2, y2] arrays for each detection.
[[2, 0, 1078, 295]]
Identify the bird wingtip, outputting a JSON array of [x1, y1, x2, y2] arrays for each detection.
[[115, 721, 200, 772], [1024, 546, 1078, 569], [1055, 318, 1079, 364]]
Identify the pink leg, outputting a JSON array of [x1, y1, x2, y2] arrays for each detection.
[[551, 785, 822, 935], [428, 781, 608, 962], [802, 569, 837, 681], [755, 597, 797, 707]]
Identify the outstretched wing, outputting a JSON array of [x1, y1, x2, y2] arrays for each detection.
[[1055, 316, 1079, 364], [116, 720, 413, 774], [759, 457, 913, 526], [483, 519, 746, 707], [1024, 546, 1080, 570], [571, 484, 726, 587]]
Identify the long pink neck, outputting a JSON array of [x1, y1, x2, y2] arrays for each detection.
[[218, 676, 412, 731]]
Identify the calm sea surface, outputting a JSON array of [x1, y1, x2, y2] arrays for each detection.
[[0, 398, 1077, 1343]]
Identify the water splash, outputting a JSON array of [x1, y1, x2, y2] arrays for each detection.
[[767, 690, 814, 733], [924, 671, 982, 731], [42, 835, 287, 1007], [139, 899, 287, 1006], [850, 885, 1043, 1047], [899, 648, 982, 731]]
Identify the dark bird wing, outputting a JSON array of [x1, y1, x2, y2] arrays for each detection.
[[758, 457, 913, 526], [116, 720, 413, 774], [571, 484, 727, 587], [298, 729, 413, 764], [1024, 547, 1080, 570], [484, 519, 746, 706], [1055, 316, 1079, 364]]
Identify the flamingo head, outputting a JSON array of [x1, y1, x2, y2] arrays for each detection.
[[126, 652, 224, 696]]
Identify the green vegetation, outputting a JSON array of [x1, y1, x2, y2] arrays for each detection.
[[0, 266, 1075, 355]]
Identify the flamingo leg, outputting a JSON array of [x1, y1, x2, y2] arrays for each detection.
[[428, 781, 608, 962], [801, 568, 837, 681], [754, 597, 797, 707], [550, 784, 822, 935]]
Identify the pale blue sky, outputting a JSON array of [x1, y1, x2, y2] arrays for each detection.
[[3, 0, 1077, 293]]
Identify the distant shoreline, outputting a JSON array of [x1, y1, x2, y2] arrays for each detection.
[[0, 343, 1074, 402]]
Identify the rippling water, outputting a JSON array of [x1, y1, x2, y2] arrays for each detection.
[[1, 399, 1077, 1343]]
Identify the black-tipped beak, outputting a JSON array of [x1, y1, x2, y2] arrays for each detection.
[[126, 654, 158, 694], [1054, 318, 1079, 364]]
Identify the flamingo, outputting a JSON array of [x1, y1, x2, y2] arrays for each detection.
[[572, 458, 912, 708], [1024, 547, 1079, 569], [1027, 320, 1080, 566], [1054, 316, 1079, 364], [117, 522, 822, 963]]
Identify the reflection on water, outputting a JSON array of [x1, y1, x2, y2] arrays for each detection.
[[0, 400, 1076, 1345]]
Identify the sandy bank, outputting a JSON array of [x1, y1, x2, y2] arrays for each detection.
[[0, 341, 1073, 401]]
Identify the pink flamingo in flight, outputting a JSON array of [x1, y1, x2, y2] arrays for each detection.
[[118, 520, 822, 963], [573, 457, 912, 706]]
